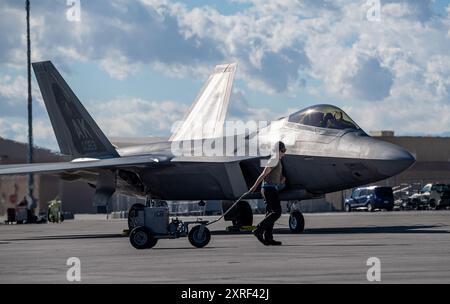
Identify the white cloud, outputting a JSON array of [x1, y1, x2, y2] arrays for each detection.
[[327, 52, 394, 101], [1, 0, 450, 138], [0, 119, 27, 143], [425, 55, 450, 98], [0, 118, 57, 150], [345, 99, 450, 135], [0, 75, 28, 102], [0, 74, 45, 110], [99, 50, 140, 80], [89, 97, 188, 137], [0, 96, 188, 151], [228, 90, 275, 122]]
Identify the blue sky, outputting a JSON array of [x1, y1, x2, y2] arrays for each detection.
[[434, 0, 450, 13], [1, 0, 450, 151]]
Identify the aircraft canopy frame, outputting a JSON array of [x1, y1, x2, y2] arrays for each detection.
[[288, 105, 361, 131]]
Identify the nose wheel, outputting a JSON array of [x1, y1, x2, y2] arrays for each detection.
[[289, 211, 305, 233]]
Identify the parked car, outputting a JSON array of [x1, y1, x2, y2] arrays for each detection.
[[345, 186, 394, 212], [408, 183, 450, 210], [393, 183, 421, 211], [396, 197, 418, 210]]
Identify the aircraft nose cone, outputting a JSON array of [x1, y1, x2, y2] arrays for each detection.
[[369, 140, 416, 177]]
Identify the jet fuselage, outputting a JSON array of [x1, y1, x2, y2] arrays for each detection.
[[111, 111, 415, 201]]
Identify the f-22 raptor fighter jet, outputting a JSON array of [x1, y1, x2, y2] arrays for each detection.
[[0, 61, 415, 233]]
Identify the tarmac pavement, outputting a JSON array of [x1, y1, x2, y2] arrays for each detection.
[[1, 211, 449, 283]]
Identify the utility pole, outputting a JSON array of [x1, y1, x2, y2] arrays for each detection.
[[26, 0, 35, 220]]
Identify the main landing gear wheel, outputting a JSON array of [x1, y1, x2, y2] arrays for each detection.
[[232, 200, 253, 227], [223, 200, 253, 229], [128, 203, 145, 230], [289, 211, 305, 233], [188, 225, 211, 248], [129, 226, 158, 249]]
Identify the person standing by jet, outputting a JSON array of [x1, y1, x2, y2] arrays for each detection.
[[249, 141, 287, 245]]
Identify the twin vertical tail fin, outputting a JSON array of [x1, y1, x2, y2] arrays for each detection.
[[169, 63, 237, 141], [33, 61, 119, 159]]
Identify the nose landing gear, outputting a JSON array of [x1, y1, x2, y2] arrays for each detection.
[[289, 211, 305, 233], [288, 201, 305, 233]]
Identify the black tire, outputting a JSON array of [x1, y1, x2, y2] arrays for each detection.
[[412, 199, 420, 210], [128, 203, 145, 230], [231, 201, 253, 227], [60, 214, 65, 223], [386, 207, 393, 212], [345, 204, 352, 212], [188, 225, 211, 248], [289, 211, 305, 233], [429, 200, 436, 209], [129, 226, 157, 249]]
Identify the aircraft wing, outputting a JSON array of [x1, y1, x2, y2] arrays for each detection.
[[0, 154, 266, 176], [0, 155, 170, 176], [171, 155, 265, 163]]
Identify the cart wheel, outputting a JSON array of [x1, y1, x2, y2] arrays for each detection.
[[128, 203, 145, 230], [129, 226, 158, 249], [188, 225, 211, 248]]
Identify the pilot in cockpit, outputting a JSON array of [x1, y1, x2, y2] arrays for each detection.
[[322, 111, 349, 129], [321, 113, 334, 128], [333, 111, 354, 129]]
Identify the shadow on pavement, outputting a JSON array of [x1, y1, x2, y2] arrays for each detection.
[[2, 224, 449, 242], [212, 224, 450, 235], [2, 234, 123, 242], [277, 225, 450, 235]]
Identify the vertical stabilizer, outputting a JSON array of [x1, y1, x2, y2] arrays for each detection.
[[170, 63, 237, 141], [33, 61, 119, 158]]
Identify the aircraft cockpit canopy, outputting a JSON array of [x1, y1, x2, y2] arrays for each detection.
[[288, 105, 361, 130]]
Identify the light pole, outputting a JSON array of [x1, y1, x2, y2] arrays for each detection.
[[26, 0, 35, 220]]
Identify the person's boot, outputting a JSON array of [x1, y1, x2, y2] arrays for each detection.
[[266, 239, 282, 246], [253, 227, 269, 245], [264, 231, 274, 244]]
